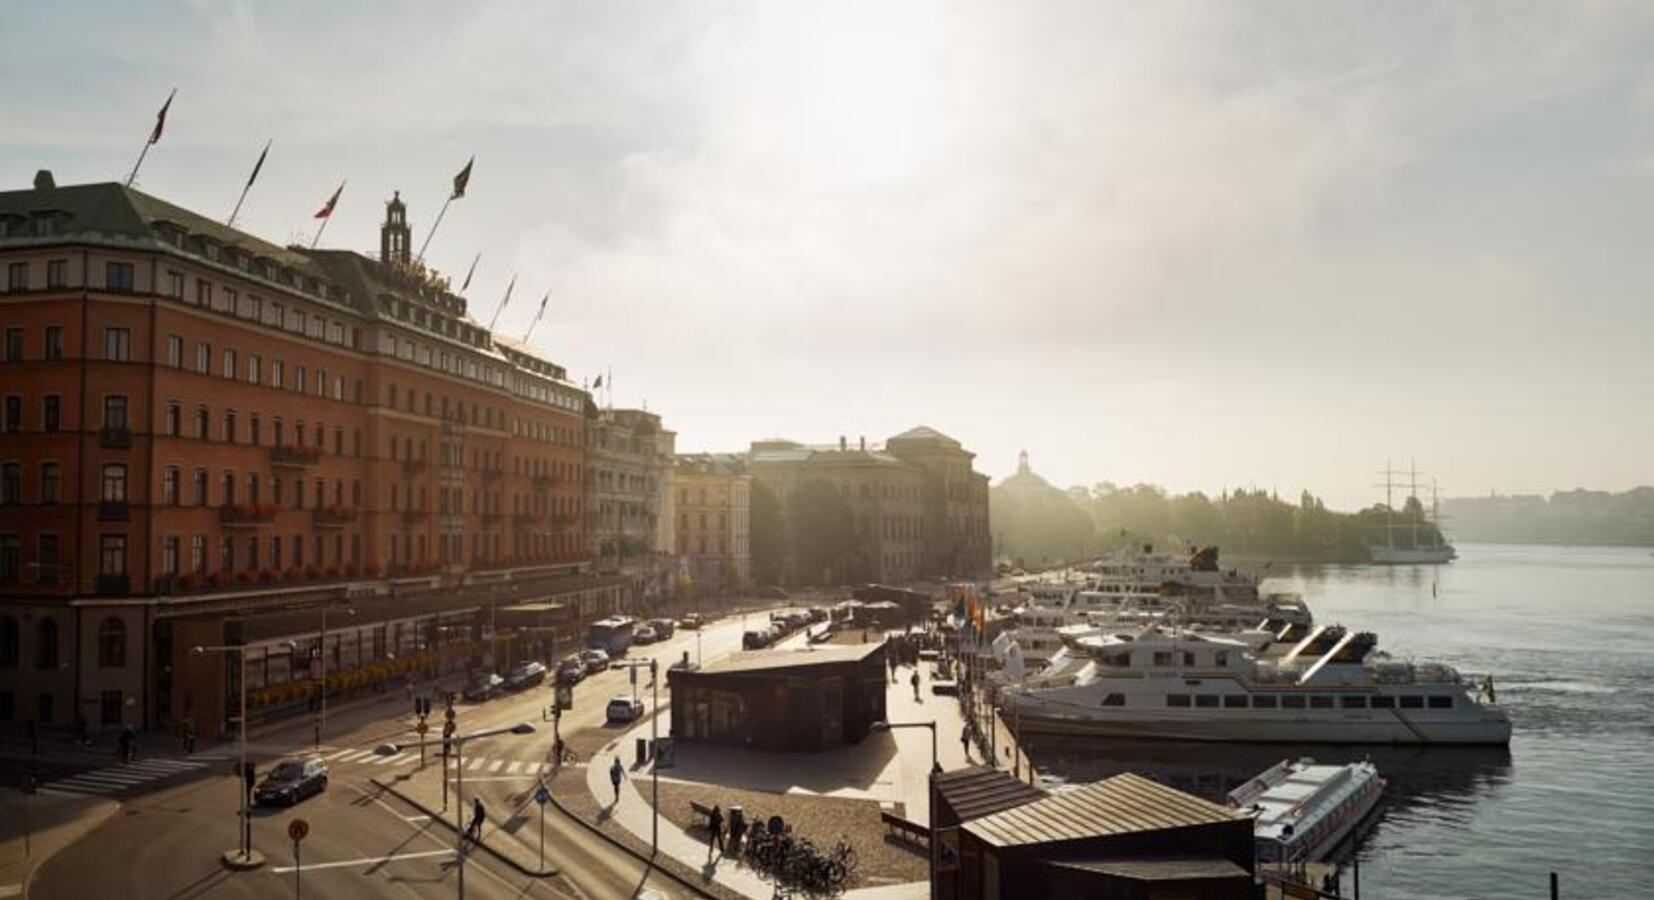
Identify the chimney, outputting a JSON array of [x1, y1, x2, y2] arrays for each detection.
[[34, 170, 55, 190], [839, 436, 847, 452], [859, 436, 866, 451]]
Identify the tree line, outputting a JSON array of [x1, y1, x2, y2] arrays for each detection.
[[1442, 488, 1654, 546]]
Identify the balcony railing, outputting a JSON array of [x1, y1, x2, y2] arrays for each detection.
[[531, 474, 556, 491], [94, 573, 131, 595], [97, 500, 130, 522], [481, 468, 503, 483], [98, 425, 132, 449], [311, 505, 358, 527], [512, 511, 545, 529], [220, 503, 278, 526], [271, 444, 322, 467], [401, 458, 429, 476], [401, 508, 429, 525]]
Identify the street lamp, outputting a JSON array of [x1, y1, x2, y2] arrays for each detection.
[[383, 722, 535, 899], [872, 719, 940, 898], [193, 639, 293, 865], [316, 605, 356, 747], [619, 658, 661, 854]]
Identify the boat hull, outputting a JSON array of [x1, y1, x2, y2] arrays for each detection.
[[1367, 545, 1457, 565], [1007, 708, 1511, 745]]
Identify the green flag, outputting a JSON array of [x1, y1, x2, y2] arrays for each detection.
[[451, 156, 474, 199]]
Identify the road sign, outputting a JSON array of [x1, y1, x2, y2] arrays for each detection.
[[445, 706, 456, 722], [443, 720, 456, 738], [629, 665, 637, 685], [288, 818, 309, 842], [416, 720, 429, 735], [555, 683, 573, 710], [535, 786, 550, 806]]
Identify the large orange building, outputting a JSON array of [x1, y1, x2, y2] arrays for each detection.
[[0, 171, 613, 739]]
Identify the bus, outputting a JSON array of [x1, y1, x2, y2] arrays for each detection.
[[586, 616, 637, 656]]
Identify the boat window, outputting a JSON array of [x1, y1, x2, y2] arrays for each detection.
[[1215, 650, 1229, 666], [1166, 694, 1191, 707], [1280, 695, 1306, 709], [1253, 695, 1278, 709], [1370, 695, 1395, 709], [1223, 694, 1247, 708], [1194, 694, 1220, 708], [1153, 651, 1173, 667], [1428, 695, 1454, 709], [1183, 651, 1196, 666], [1399, 695, 1424, 709], [1101, 693, 1125, 707], [1309, 696, 1335, 709], [1341, 696, 1367, 709]]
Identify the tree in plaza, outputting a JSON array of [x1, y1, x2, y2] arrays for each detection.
[[790, 479, 855, 585], [750, 479, 788, 585]]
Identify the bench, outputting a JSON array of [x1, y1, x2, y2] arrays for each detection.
[[881, 810, 929, 848], [690, 800, 714, 829]]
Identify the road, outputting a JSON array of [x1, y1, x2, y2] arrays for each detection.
[[29, 608, 777, 900]]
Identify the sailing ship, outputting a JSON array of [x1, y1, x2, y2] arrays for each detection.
[[1367, 463, 1456, 564]]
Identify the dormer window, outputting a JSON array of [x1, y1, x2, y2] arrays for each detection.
[[203, 242, 220, 262]]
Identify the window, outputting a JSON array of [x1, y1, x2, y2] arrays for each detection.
[[47, 260, 67, 289], [103, 395, 128, 429], [1152, 651, 1173, 667], [164, 402, 180, 436], [1399, 695, 1424, 709], [103, 327, 130, 361], [0, 534, 16, 580], [191, 534, 206, 574], [1223, 694, 1249, 708], [1194, 694, 1220, 708], [195, 278, 212, 307], [224, 410, 236, 443], [220, 471, 235, 506], [294, 364, 306, 392], [42, 395, 59, 432], [100, 463, 128, 502], [1309, 695, 1335, 709], [40, 463, 59, 503], [1165, 694, 1191, 708], [163, 466, 180, 504], [195, 406, 209, 439], [1341, 695, 1368, 709], [248, 354, 261, 384], [1428, 695, 1454, 709], [165, 334, 182, 367], [220, 535, 234, 571], [250, 415, 261, 446], [2, 396, 18, 432], [1101, 693, 1126, 707], [1370, 695, 1396, 709], [3, 328, 20, 360], [97, 617, 126, 667], [222, 348, 236, 379], [192, 468, 208, 505], [1281, 695, 1307, 709], [196, 342, 211, 374], [165, 270, 184, 298], [44, 325, 62, 359], [98, 534, 127, 576], [1253, 694, 1279, 709], [37, 534, 57, 578], [106, 261, 134, 292], [6, 262, 26, 291], [0, 616, 16, 666], [271, 359, 284, 388], [35, 619, 58, 669]]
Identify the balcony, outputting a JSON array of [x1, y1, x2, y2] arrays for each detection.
[[531, 474, 556, 492], [98, 425, 132, 449], [220, 503, 278, 527], [481, 468, 503, 483], [97, 500, 130, 522], [94, 573, 131, 595], [271, 444, 322, 468], [401, 508, 429, 525], [400, 458, 429, 476], [311, 505, 358, 528]]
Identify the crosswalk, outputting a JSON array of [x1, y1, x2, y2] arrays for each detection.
[[319, 746, 556, 775], [38, 757, 210, 797]]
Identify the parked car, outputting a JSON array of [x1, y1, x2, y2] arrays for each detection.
[[463, 672, 505, 702], [254, 757, 329, 806], [680, 613, 703, 630], [505, 661, 547, 690], [555, 657, 586, 685], [580, 648, 611, 674], [634, 625, 659, 645], [649, 618, 676, 640], [605, 696, 645, 723]]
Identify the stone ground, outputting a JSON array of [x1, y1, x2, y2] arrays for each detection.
[[641, 779, 928, 891]]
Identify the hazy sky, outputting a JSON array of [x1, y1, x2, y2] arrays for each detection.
[[5, 1, 1652, 509]]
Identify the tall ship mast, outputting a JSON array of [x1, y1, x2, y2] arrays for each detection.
[[1367, 460, 1456, 565]]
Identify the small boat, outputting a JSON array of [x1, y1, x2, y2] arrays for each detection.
[[1228, 758, 1385, 863]]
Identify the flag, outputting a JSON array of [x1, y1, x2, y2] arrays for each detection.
[[460, 253, 480, 294], [532, 291, 549, 321], [314, 182, 344, 219], [592, 374, 603, 390], [451, 156, 474, 199], [148, 89, 176, 145], [244, 141, 270, 190]]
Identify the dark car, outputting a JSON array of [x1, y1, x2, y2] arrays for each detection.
[[555, 657, 586, 685], [254, 757, 329, 806], [463, 672, 505, 702], [505, 661, 547, 690]]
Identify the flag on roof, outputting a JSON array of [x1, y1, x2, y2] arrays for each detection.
[[451, 156, 474, 200], [314, 182, 344, 219], [148, 89, 175, 145]]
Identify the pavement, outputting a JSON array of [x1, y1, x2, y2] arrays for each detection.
[[0, 788, 120, 900]]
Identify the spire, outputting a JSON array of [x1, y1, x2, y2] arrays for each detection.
[[1018, 449, 1030, 475], [381, 190, 410, 265]]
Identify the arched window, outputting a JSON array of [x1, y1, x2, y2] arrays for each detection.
[[97, 617, 127, 668], [0, 615, 18, 667], [36, 618, 58, 669]]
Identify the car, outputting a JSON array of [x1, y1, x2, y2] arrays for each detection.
[[580, 648, 611, 674], [555, 657, 586, 685], [463, 672, 505, 702], [605, 696, 644, 723], [254, 757, 329, 806], [680, 613, 703, 630], [634, 625, 659, 644], [649, 618, 676, 640], [505, 661, 547, 690]]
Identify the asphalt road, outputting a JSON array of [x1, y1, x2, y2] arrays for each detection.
[[29, 609, 775, 900]]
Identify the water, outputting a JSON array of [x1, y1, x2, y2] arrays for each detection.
[[1032, 543, 1654, 899]]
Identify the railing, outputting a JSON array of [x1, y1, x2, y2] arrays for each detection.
[[311, 506, 358, 527], [481, 468, 503, 483], [401, 508, 429, 525], [512, 512, 545, 529], [219, 503, 278, 526], [271, 444, 322, 467], [94, 573, 131, 595], [97, 500, 130, 521], [98, 425, 132, 448], [401, 458, 429, 475]]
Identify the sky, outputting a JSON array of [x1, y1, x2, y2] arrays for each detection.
[[4, 1, 1652, 510]]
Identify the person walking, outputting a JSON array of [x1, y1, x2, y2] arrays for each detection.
[[117, 725, 137, 763], [466, 797, 486, 842], [960, 723, 971, 762], [708, 804, 725, 856], [911, 670, 921, 702], [609, 756, 625, 804]]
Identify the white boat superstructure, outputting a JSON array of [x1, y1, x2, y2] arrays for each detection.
[[1002, 624, 1512, 745], [1229, 758, 1386, 863]]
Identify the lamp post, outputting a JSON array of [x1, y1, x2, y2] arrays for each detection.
[[316, 605, 356, 747], [871, 720, 941, 899], [193, 641, 291, 864], [618, 658, 662, 854]]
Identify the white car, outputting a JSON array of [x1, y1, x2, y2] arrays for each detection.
[[605, 696, 644, 723]]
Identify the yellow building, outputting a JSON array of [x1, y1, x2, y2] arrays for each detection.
[[672, 454, 750, 597]]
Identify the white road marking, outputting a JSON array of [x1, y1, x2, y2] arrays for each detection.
[[505, 761, 523, 774], [402, 813, 431, 822], [374, 753, 408, 766], [486, 759, 504, 773], [269, 848, 454, 873], [335, 750, 375, 763], [322, 748, 357, 761], [467, 759, 485, 771]]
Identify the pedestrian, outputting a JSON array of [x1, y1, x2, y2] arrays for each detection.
[[911, 670, 921, 701], [960, 724, 971, 761], [183, 719, 197, 755], [467, 797, 486, 842], [708, 804, 725, 855], [728, 806, 745, 853], [117, 725, 137, 763], [609, 756, 625, 804]]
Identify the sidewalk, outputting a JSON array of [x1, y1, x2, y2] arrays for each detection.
[[0, 788, 119, 898], [367, 761, 557, 878]]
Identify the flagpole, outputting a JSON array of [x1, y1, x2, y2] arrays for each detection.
[[487, 274, 516, 331], [414, 195, 452, 267], [523, 292, 549, 343], [460, 252, 481, 296], [126, 87, 175, 188], [311, 180, 345, 250], [226, 139, 271, 228]]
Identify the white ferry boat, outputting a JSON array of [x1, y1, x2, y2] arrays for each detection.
[[1228, 758, 1386, 863], [1001, 624, 1511, 745]]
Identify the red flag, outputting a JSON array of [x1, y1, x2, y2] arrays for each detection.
[[314, 182, 344, 219], [148, 89, 176, 145]]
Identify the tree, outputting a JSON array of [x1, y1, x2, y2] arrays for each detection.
[[790, 479, 855, 585], [750, 480, 788, 585]]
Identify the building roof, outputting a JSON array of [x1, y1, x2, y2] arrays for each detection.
[[887, 425, 960, 446], [934, 766, 1049, 823], [693, 643, 883, 676], [963, 773, 1246, 849], [1044, 856, 1250, 882]]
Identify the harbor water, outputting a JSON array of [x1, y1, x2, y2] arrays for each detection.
[[1031, 543, 1654, 899]]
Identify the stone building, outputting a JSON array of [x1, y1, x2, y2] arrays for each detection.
[[0, 173, 618, 739], [585, 407, 675, 610], [672, 453, 750, 597]]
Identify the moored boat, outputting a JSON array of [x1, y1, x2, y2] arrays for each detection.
[[1229, 758, 1386, 863]]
